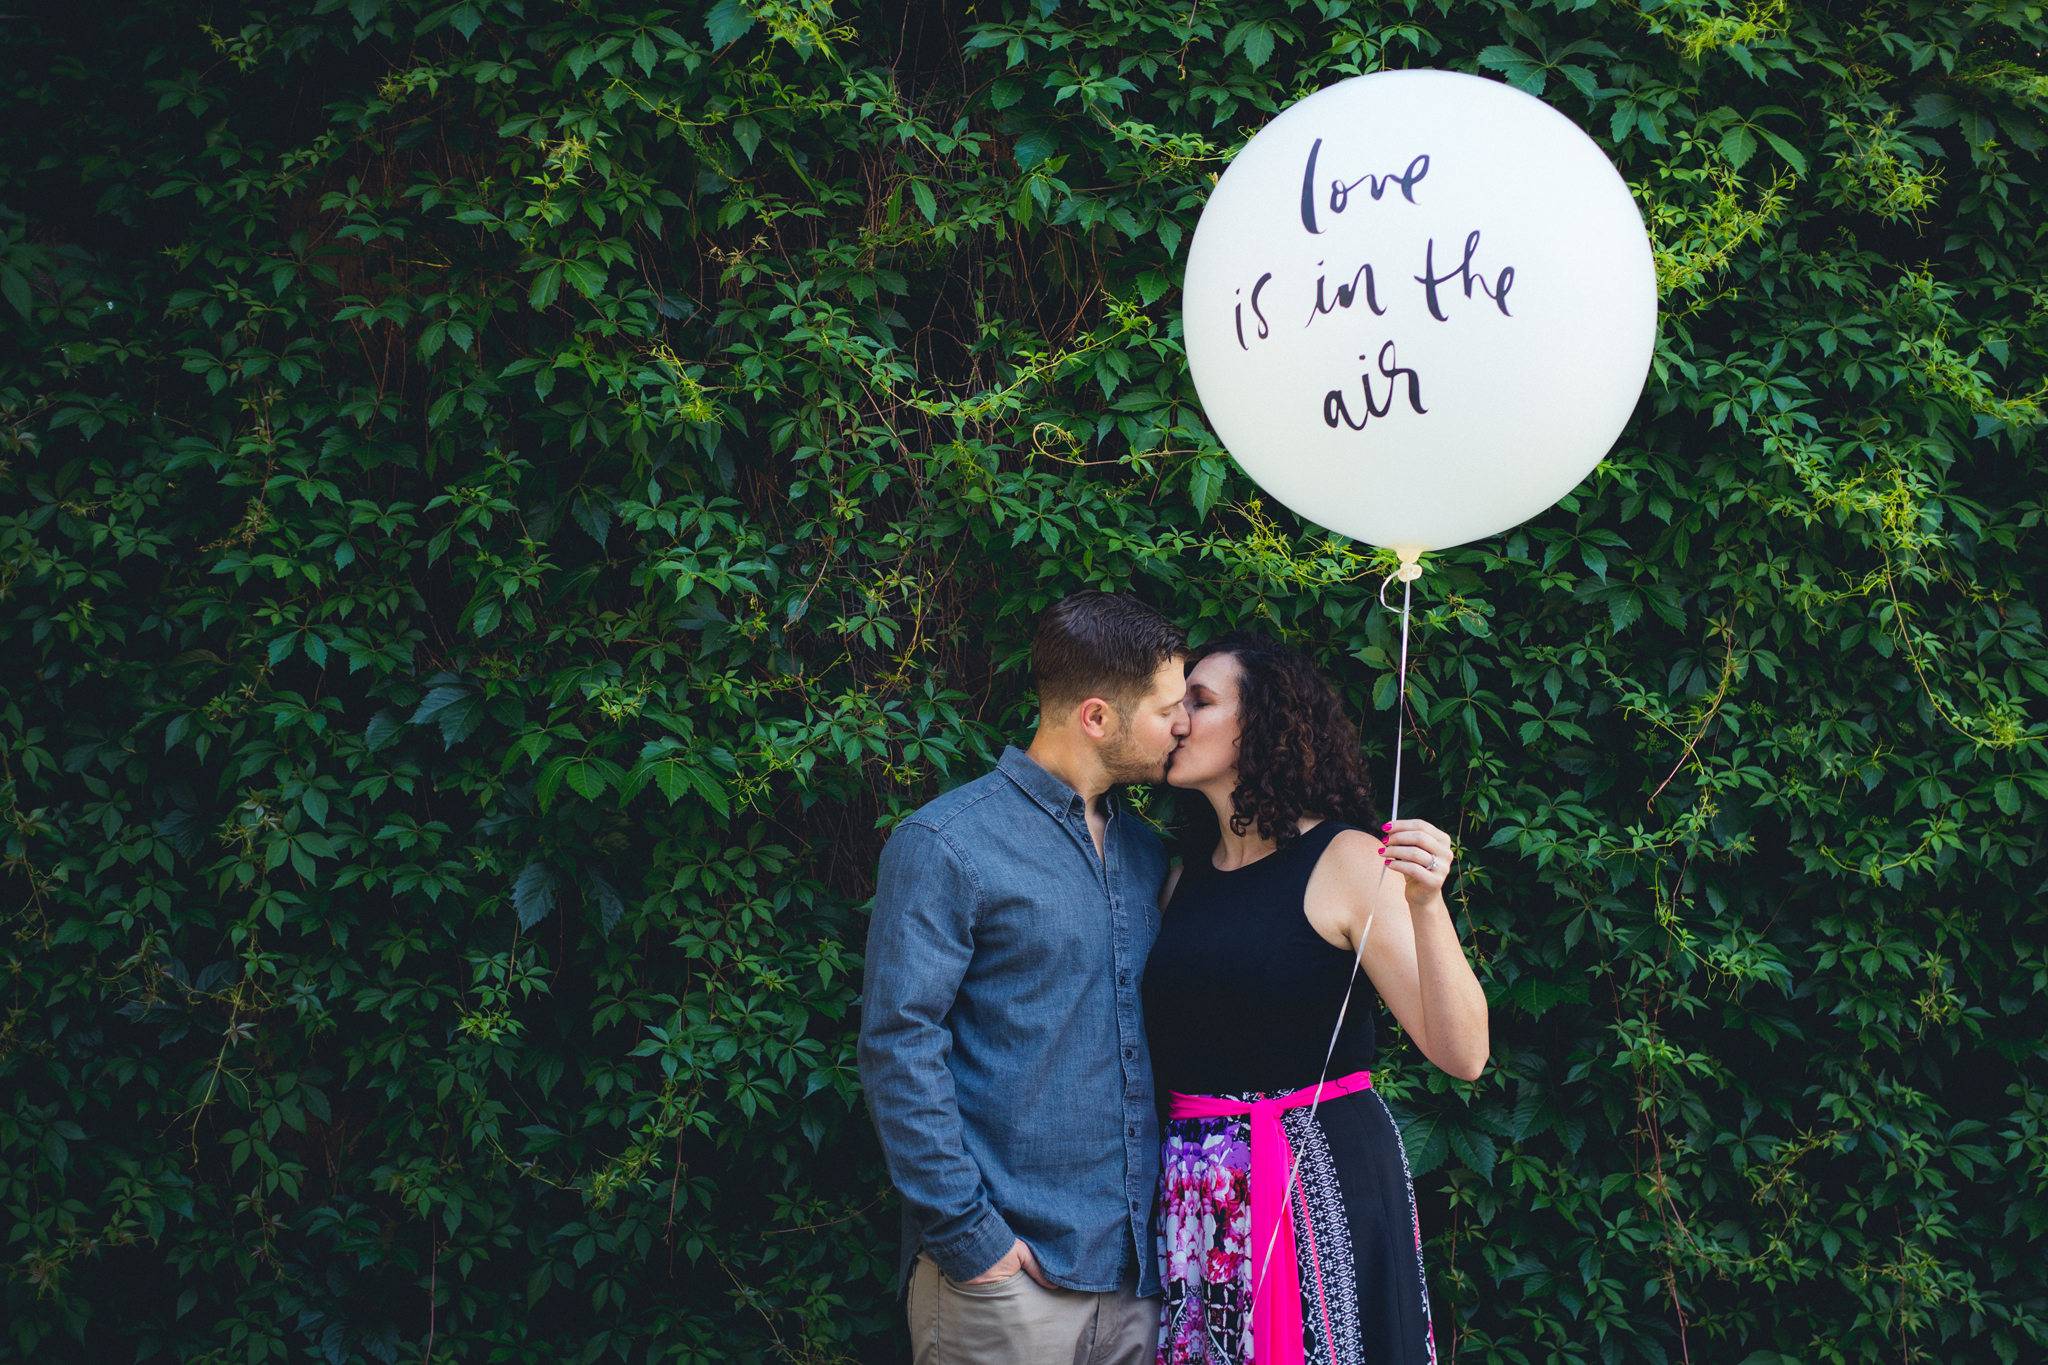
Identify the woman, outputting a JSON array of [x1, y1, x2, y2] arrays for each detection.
[[1144, 632, 1489, 1365]]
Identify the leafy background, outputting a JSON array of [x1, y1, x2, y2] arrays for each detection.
[[4, 0, 2048, 1362]]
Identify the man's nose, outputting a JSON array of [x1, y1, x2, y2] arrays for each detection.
[[1172, 704, 1191, 735]]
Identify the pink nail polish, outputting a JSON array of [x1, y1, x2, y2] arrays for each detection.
[[1381, 822, 1391, 831]]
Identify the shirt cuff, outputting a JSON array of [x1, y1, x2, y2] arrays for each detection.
[[925, 1208, 1018, 1283]]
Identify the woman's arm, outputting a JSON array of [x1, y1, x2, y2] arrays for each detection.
[[1306, 824, 1490, 1080]]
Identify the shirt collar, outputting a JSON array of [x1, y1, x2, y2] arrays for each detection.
[[998, 745, 1105, 822]]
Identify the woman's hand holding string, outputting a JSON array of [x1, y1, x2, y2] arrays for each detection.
[[1377, 817, 1455, 909]]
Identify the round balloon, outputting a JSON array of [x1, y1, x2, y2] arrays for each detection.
[[1182, 69, 1657, 560]]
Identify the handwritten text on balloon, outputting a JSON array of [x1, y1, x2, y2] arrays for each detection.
[[1228, 136, 1519, 434]]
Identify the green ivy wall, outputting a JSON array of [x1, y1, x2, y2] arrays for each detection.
[[2, 1, 2046, 1363]]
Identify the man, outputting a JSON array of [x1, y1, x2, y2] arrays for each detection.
[[859, 591, 1190, 1365]]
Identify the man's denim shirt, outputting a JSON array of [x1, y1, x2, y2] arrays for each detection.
[[859, 746, 1168, 1296]]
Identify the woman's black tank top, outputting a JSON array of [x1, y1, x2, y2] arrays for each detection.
[[1142, 820, 1376, 1096]]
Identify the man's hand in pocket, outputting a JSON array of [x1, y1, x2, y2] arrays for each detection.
[[963, 1238, 1055, 1288]]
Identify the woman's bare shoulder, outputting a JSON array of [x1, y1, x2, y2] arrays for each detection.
[[1314, 827, 1389, 890], [1323, 825, 1385, 864]]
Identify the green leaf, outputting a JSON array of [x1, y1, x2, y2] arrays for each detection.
[[1189, 455, 1226, 518], [0, 264, 32, 318], [1721, 125, 1759, 169], [1448, 1127, 1497, 1182], [1227, 20, 1277, 70], [686, 765, 732, 818], [1012, 130, 1057, 170], [1477, 46, 1545, 96], [706, 0, 755, 47], [512, 861, 556, 929], [527, 262, 564, 310], [584, 867, 625, 934], [1394, 1108, 1450, 1177], [733, 117, 763, 163], [1755, 126, 1809, 176], [564, 759, 610, 800]]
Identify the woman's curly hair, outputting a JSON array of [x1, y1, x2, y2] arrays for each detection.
[[1192, 631, 1380, 848]]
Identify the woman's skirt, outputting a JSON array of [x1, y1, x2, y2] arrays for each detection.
[[1156, 1085, 1436, 1365]]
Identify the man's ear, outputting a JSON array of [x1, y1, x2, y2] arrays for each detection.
[[1075, 697, 1116, 740]]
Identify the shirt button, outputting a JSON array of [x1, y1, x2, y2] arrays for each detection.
[[1123, 1047, 1134, 1059], [1128, 1124, 1139, 1136], [1131, 1200, 1142, 1211]]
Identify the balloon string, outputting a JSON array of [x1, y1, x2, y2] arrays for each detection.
[[1390, 575, 1411, 826], [1252, 570, 1413, 1297]]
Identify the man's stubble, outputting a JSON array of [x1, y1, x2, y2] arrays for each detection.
[[1099, 712, 1168, 787]]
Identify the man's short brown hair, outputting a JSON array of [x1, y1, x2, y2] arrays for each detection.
[[1031, 591, 1187, 718]]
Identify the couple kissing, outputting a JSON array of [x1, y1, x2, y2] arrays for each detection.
[[859, 590, 1489, 1365]]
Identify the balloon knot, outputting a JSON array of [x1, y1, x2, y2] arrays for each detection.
[[1395, 560, 1424, 583]]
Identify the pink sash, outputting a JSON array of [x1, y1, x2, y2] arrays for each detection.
[[1167, 1071, 1373, 1365]]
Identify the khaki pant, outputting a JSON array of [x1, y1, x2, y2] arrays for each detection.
[[907, 1253, 1159, 1365]]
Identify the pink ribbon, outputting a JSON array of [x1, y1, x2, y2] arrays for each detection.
[[1168, 1071, 1373, 1365]]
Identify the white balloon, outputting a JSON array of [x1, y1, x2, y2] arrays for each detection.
[[1182, 69, 1658, 560]]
